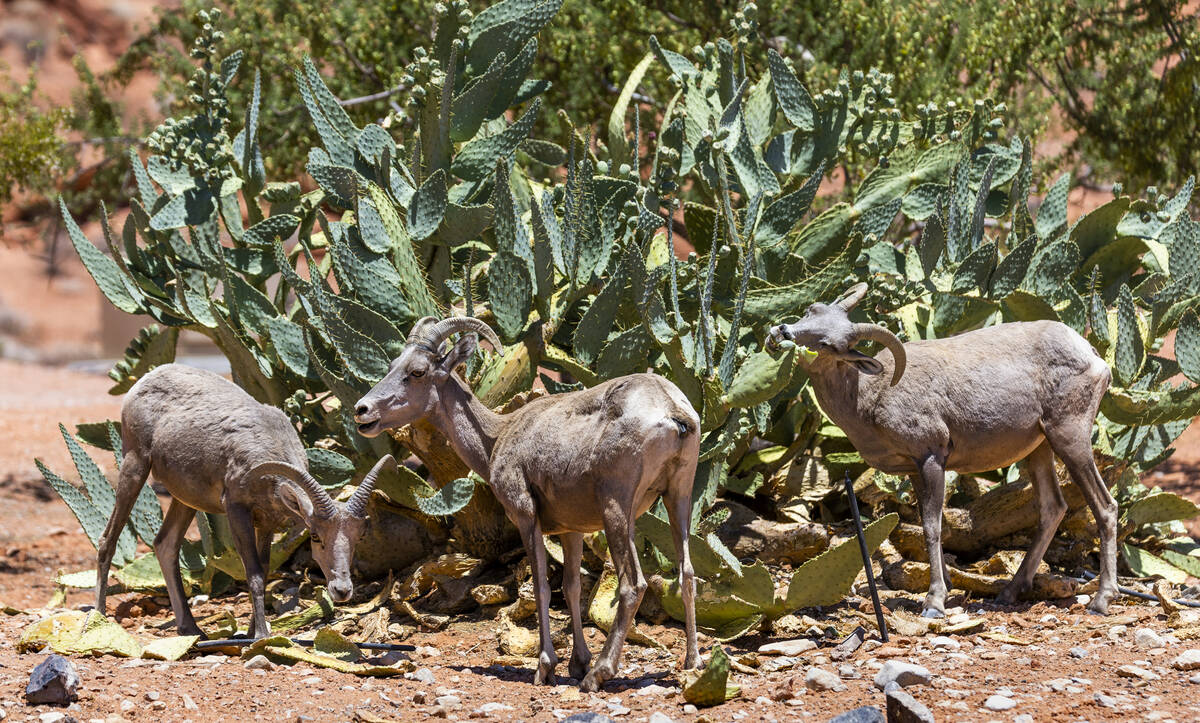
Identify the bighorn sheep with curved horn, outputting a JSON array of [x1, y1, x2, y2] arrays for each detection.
[[354, 316, 701, 691], [97, 364, 389, 638], [769, 283, 1118, 618]]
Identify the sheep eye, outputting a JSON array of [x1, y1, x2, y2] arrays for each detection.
[[410, 369, 425, 378], [310, 534, 322, 545]]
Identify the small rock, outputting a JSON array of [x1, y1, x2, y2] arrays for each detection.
[[805, 667, 846, 692], [243, 655, 275, 671], [562, 713, 615, 722], [1094, 693, 1117, 708], [1189, 673, 1200, 684], [827, 706, 884, 723], [1013, 715, 1033, 723], [182, 694, 198, 712], [472, 702, 513, 718], [647, 714, 674, 723], [119, 700, 134, 713], [413, 668, 437, 684], [148, 701, 166, 712], [759, 639, 818, 656], [631, 684, 671, 697], [982, 695, 1015, 712], [885, 689, 934, 723], [838, 664, 861, 680], [873, 661, 932, 690], [928, 636, 959, 652], [1134, 628, 1166, 649], [1171, 649, 1200, 670], [38, 714, 69, 723], [1116, 664, 1160, 681], [1069, 647, 1089, 659], [25, 656, 80, 706], [143, 692, 159, 702], [682, 705, 698, 715], [435, 695, 461, 708]]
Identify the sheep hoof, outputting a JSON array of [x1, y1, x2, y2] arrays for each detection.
[[568, 657, 590, 681], [920, 607, 945, 619]]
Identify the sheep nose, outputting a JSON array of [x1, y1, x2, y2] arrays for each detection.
[[354, 402, 371, 419], [774, 325, 791, 340]]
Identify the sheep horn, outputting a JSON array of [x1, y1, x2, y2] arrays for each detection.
[[246, 462, 337, 519], [835, 283, 870, 311], [345, 454, 395, 518], [406, 316, 441, 346], [422, 316, 504, 355], [850, 323, 907, 386]]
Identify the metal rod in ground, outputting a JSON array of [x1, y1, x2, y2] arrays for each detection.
[[1078, 570, 1200, 609], [845, 471, 888, 642], [194, 638, 417, 652]]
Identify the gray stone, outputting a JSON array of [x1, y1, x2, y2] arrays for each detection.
[[434, 695, 461, 708], [805, 666, 847, 692], [1013, 715, 1033, 723], [1069, 647, 1089, 659], [759, 639, 818, 656], [413, 667, 437, 684], [682, 705, 698, 715], [885, 689, 934, 723], [1171, 649, 1200, 671], [1116, 664, 1159, 681], [647, 714, 674, 723], [242, 655, 275, 671], [25, 656, 80, 706], [1189, 674, 1200, 685], [828, 706, 885, 723], [1094, 693, 1117, 708], [927, 636, 959, 652], [982, 695, 1015, 711], [562, 713, 615, 722], [873, 661, 932, 690], [1134, 628, 1166, 649]]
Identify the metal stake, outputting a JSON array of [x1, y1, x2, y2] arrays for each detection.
[[845, 471, 888, 642]]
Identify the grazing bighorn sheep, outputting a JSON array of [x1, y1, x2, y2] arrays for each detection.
[[354, 316, 701, 691], [768, 283, 1118, 618], [97, 363, 389, 638]]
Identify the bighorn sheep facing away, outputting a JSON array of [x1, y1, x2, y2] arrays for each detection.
[[354, 317, 701, 691], [98, 364, 389, 638], [769, 283, 1118, 618]]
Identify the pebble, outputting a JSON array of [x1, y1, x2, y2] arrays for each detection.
[[885, 689, 934, 723], [928, 636, 959, 652], [149, 701, 166, 711], [1116, 664, 1160, 681], [182, 694, 198, 712], [837, 664, 861, 679], [1014, 715, 1033, 723], [1134, 628, 1167, 649], [143, 692, 159, 702], [982, 694, 1016, 711], [1171, 649, 1200, 670], [872, 661, 932, 690], [1094, 693, 1117, 708], [25, 656, 80, 706], [827, 706, 885, 723], [682, 704, 698, 714], [647, 714, 674, 723], [413, 668, 437, 684], [805, 666, 846, 692], [435, 695, 461, 708], [1189, 674, 1200, 685], [758, 639, 818, 656], [38, 714, 68, 723], [1068, 647, 1089, 659], [119, 701, 134, 713], [243, 656, 275, 671], [631, 684, 671, 697], [471, 702, 513, 718]]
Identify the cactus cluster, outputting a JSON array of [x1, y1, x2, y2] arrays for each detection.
[[56, 0, 1200, 632]]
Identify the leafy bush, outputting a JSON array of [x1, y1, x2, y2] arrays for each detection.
[[55, 0, 1200, 631]]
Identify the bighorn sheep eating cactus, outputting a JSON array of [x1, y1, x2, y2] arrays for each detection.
[[98, 364, 389, 638], [768, 283, 1118, 618], [354, 316, 701, 691]]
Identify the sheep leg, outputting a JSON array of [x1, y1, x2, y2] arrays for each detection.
[[913, 453, 949, 618], [155, 498, 202, 636], [582, 500, 646, 693], [664, 471, 699, 670], [257, 527, 273, 575], [518, 515, 558, 686], [999, 441, 1066, 605], [561, 532, 592, 680], [96, 450, 150, 617], [227, 504, 270, 638], [1045, 424, 1119, 614]]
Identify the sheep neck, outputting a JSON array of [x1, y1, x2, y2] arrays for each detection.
[[807, 359, 880, 437], [427, 373, 506, 482]]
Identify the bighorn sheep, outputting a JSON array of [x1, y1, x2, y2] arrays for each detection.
[[768, 283, 1118, 618], [97, 364, 389, 638], [353, 316, 701, 691]]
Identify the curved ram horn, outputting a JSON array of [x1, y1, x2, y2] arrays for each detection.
[[424, 316, 504, 355], [345, 454, 395, 518], [406, 316, 440, 345], [834, 283, 870, 311], [246, 462, 337, 518], [850, 323, 907, 386]]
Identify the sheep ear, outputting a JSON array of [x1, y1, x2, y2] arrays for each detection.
[[279, 484, 314, 524], [437, 333, 478, 375], [835, 283, 869, 311], [840, 349, 884, 375]]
